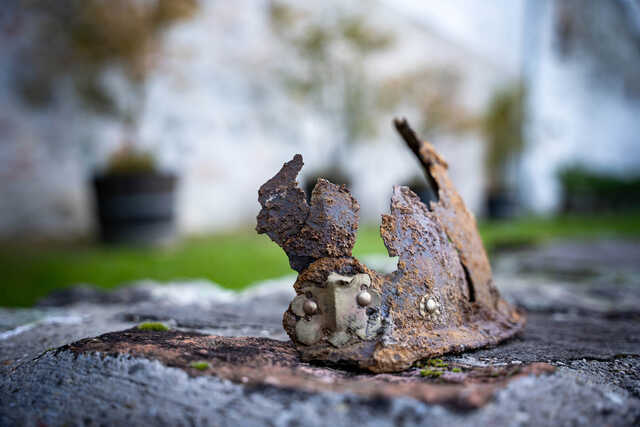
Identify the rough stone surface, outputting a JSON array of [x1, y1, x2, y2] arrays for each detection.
[[1, 240, 640, 426]]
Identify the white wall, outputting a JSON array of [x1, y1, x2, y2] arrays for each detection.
[[521, 0, 640, 212], [0, 0, 521, 238]]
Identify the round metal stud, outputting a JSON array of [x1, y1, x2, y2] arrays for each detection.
[[303, 300, 318, 315], [426, 298, 438, 313], [356, 290, 372, 307]]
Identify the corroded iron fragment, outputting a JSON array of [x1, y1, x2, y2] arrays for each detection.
[[256, 155, 359, 272], [393, 118, 496, 307], [257, 119, 525, 372]]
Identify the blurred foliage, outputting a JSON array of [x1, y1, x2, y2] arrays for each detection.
[[483, 84, 525, 192], [269, 1, 475, 149], [379, 68, 478, 138], [15, 0, 199, 173], [269, 1, 394, 145], [559, 166, 640, 213], [17, 0, 198, 118], [554, 0, 640, 97], [106, 146, 156, 174], [2, 213, 640, 307]]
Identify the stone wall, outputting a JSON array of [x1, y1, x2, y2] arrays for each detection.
[[0, 0, 518, 238]]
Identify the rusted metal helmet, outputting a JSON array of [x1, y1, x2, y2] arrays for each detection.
[[256, 118, 525, 373]]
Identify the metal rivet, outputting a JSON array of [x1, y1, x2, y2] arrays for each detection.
[[357, 291, 372, 306], [303, 300, 318, 315], [426, 298, 438, 313]]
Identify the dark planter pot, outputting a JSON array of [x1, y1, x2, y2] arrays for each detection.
[[93, 172, 178, 245], [487, 189, 518, 220]]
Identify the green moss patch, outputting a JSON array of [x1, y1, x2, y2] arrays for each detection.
[[137, 322, 169, 332], [420, 368, 443, 378], [190, 361, 210, 371], [426, 358, 448, 368]]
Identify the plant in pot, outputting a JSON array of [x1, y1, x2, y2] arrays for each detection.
[[93, 145, 178, 245], [269, 2, 394, 197], [17, 0, 199, 244], [482, 84, 526, 219]]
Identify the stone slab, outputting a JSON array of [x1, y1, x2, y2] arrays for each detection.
[[1, 240, 640, 426]]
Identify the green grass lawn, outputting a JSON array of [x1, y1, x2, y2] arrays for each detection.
[[1, 213, 639, 307]]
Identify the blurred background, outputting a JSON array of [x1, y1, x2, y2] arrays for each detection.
[[1, 0, 639, 307]]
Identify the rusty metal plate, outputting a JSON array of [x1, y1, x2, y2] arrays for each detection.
[[257, 119, 525, 372], [67, 328, 553, 410]]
